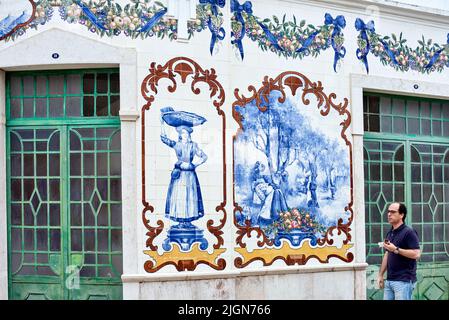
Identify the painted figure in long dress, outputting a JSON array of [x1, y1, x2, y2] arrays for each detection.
[[160, 107, 208, 251], [250, 162, 289, 226]]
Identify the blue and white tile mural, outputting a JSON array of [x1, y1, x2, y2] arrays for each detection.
[[159, 107, 209, 252], [234, 90, 351, 247], [0, 0, 34, 39]]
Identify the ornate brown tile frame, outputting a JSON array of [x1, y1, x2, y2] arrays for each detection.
[[232, 71, 354, 267], [0, 1, 36, 41], [140, 57, 227, 272]]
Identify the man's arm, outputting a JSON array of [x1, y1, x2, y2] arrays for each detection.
[[377, 252, 388, 289], [397, 248, 421, 260]]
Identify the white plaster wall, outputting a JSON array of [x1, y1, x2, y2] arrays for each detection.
[[135, 267, 363, 299], [1, 0, 448, 300]]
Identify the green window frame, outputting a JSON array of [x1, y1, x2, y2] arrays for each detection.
[[364, 92, 449, 300], [6, 69, 123, 300]]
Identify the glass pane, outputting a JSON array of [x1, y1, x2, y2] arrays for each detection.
[[71, 229, 82, 251], [431, 102, 441, 118], [50, 229, 61, 251], [394, 184, 405, 202], [96, 154, 108, 176], [70, 153, 81, 176], [420, 101, 430, 117], [83, 154, 95, 175], [110, 73, 119, 93], [70, 204, 82, 226], [83, 96, 94, 117], [110, 179, 121, 201], [407, 118, 419, 134], [407, 100, 419, 116], [49, 155, 60, 176], [83, 74, 95, 94], [96, 96, 108, 116], [380, 97, 390, 114], [84, 204, 96, 226], [10, 76, 22, 96], [369, 96, 379, 113], [110, 153, 121, 175], [9, 98, 21, 119], [369, 115, 380, 132], [97, 229, 109, 251], [50, 204, 60, 226], [98, 205, 109, 226], [49, 97, 64, 117], [110, 95, 120, 116], [23, 98, 34, 118], [381, 116, 392, 132], [49, 75, 64, 95], [96, 73, 108, 93], [36, 76, 47, 96], [421, 119, 431, 135], [392, 98, 405, 115], [66, 74, 81, 94], [66, 96, 81, 117], [84, 229, 95, 251], [393, 117, 405, 134], [432, 120, 442, 136], [35, 98, 47, 117], [111, 204, 122, 227], [23, 76, 34, 96], [382, 164, 392, 181]]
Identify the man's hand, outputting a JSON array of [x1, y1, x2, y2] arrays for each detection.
[[377, 275, 385, 289], [383, 240, 397, 252]]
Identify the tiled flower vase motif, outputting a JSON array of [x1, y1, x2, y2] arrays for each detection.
[[141, 57, 227, 273], [232, 71, 354, 267]]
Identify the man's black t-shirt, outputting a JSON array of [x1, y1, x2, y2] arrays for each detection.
[[385, 223, 420, 282]]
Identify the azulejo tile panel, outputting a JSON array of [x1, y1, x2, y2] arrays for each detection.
[[232, 71, 354, 267], [140, 56, 227, 273], [1, 0, 225, 50], [356, 18, 449, 74], [230, 0, 346, 72]]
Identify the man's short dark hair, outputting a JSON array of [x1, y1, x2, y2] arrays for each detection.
[[397, 202, 407, 222]]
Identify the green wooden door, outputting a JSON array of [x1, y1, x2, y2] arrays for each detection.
[[363, 93, 449, 300], [6, 70, 123, 300]]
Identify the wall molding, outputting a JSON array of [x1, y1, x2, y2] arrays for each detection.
[[121, 262, 368, 282]]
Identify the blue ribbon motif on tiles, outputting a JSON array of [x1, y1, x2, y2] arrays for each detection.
[[199, 0, 226, 55], [231, 0, 253, 60], [73, 0, 107, 31], [138, 8, 167, 33], [324, 13, 346, 72], [355, 18, 375, 73]]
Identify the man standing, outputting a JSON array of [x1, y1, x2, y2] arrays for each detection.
[[377, 202, 421, 300]]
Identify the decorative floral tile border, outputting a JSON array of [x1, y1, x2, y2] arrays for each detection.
[[230, 0, 346, 72], [356, 18, 449, 74], [2, 0, 225, 53], [2, 1, 449, 75]]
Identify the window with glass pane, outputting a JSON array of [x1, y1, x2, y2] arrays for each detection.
[[7, 70, 120, 120], [6, 69, 122, 300], [364, 92, 449, 265]]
